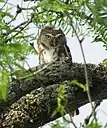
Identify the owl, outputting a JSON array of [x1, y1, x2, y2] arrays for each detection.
[[37, 26, 72, 64], [37, 26, 79, 116]]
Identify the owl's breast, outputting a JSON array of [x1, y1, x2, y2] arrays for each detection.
[[43, 49, 57, 63]]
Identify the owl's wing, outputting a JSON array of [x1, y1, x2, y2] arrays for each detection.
[[39, 55, 45, 64], [64, 44, 72, 62]]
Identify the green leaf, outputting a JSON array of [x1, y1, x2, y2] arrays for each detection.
[[0, 70, 10, 100], [71, 80, 86, 91], [86, 121, 102, 128], [51, 121, 62, 128], [52, 82, 67, 117], [0, 0, 4, 2]]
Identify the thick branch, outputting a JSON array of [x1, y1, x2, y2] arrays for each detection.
[[0, 58, 107, 127]]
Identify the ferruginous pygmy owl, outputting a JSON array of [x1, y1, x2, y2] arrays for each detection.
[[37, 26, 72, 64], [37, 26, 79, 116]]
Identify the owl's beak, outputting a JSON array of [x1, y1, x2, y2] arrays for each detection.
[[52, 38, 56, 47]]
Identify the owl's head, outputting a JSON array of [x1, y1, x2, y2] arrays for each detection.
[[37, 26, 67, 49]]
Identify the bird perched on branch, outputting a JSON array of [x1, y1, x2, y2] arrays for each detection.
[[37, 26, 72, 64], [36, 26, 79, 116]]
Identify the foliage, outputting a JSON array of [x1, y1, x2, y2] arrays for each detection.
[[52, 82, 67, 118], [85, 121, 102, 128], [0, 70, 10, 100], [51, 121, 63, 128], [32, 0, 107, 46], [53, 80, 86, 117], [71, 80, 86, 91], [0, 2, 35, 99]]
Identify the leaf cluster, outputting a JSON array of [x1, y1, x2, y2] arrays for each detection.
[[32, 0, 107, 48], [0, 4, 34, 99]]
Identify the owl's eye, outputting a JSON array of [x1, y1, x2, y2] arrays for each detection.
[[57, 34, 63, 40], [45, 35, 51, 39]]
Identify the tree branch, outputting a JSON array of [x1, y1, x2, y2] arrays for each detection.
[[0, 58, 107, 127]]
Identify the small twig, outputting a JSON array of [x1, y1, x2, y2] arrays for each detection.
[[60, 110, 78, 128], [7, 4, 22, 25], [30, 42, 38, 55], [71, 23, 97, 122], [2, 20, 31, 40], [12, 20, 29, 30], [65, 11, 97, 122], [0, 0, 8, 10], [6, 2, 16, 7], [72, 23, 97, 122], [4, 15, 33, 43], [6, 21, 31, 42], [69, 115, 78, 128], [7, 13, 18, 25], [17, 61, 54, 80], [84, 100, 101, 125], [17, 56, 64, 80], [24, 59, 35, 74]]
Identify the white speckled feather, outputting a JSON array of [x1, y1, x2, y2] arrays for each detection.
[[43, 49, 57, 63]]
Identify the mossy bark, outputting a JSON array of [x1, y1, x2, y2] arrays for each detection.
[[0, 58, 107, 128]]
